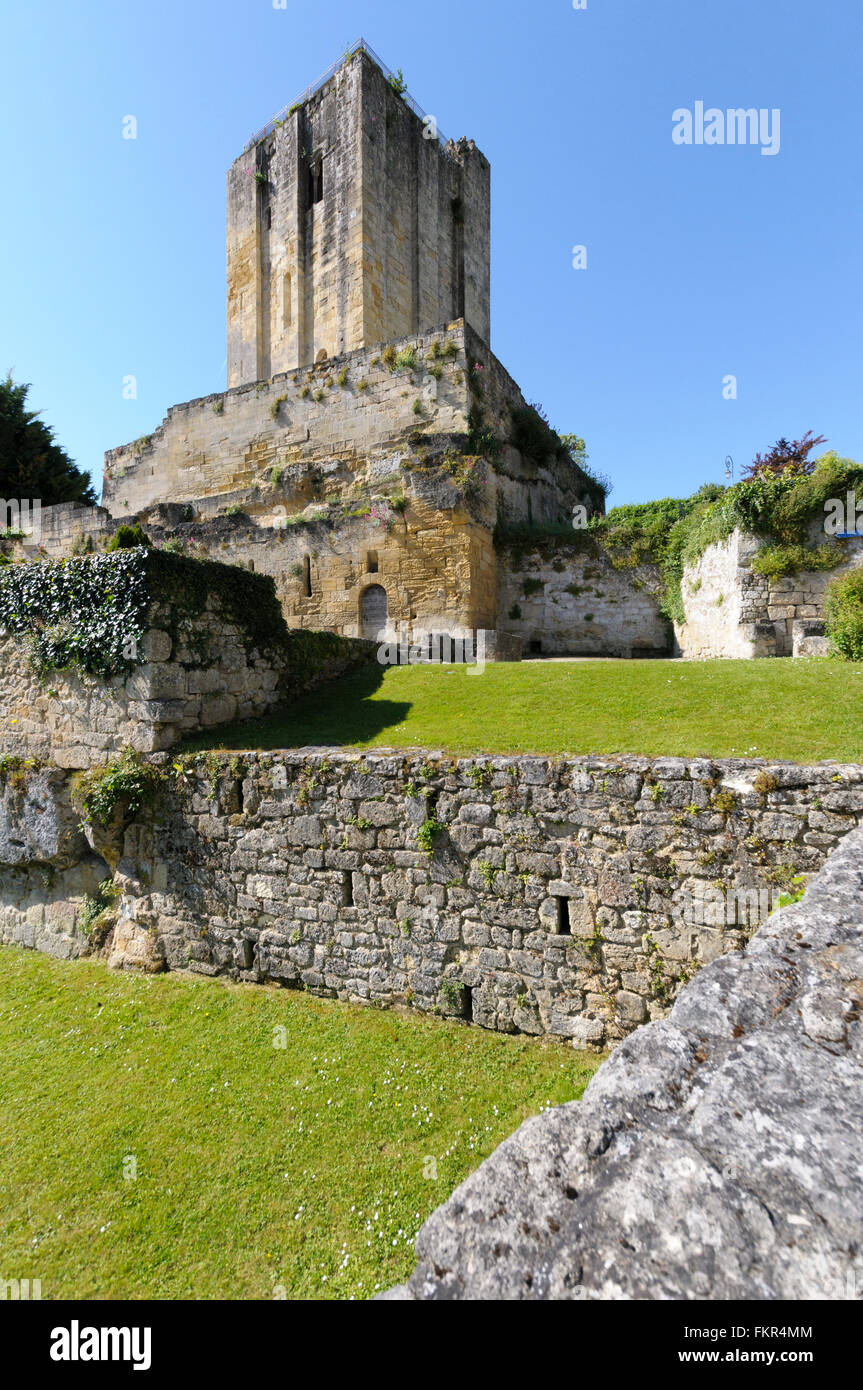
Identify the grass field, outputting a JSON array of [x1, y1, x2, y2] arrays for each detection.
[[0, 947, 600, 1300], [185, 657, 863, 763]]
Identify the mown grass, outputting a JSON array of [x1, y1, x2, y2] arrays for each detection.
[[185, 657, 863, 763], [0, 948, 600, 1300]]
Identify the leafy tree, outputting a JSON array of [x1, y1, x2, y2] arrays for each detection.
[[560, 432, 612, 504], [743, 431, 826, 480], [0, 373, 95, 506]]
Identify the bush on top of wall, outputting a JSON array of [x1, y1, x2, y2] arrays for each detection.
[[0, 548, 292, 680], [582, 454, 863, 625]]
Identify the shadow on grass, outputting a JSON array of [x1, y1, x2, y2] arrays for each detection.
[[182, 663, 411, 752]]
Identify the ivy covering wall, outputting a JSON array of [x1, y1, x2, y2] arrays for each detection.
[[0, 548, 316, 679]]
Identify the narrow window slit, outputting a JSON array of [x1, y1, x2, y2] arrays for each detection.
[[554, 895, 570, 935]]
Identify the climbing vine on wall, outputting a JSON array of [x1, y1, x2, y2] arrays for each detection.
[[0, 550, 151, 678], [0, 548, 298, 681]]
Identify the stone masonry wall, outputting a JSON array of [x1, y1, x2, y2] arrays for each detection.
[[497, 540, 669, 657], [226, 48, 489, 386], [101, 322, 587, 534], [678, 527, 863, 659], [0, 590, 373, 769], [29, 323, 595, 646], [103, 323, 473, 518], [3, 752, 861, 1051], [391, 823, 863, 1300]]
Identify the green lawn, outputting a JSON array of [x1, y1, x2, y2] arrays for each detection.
[[0, 948, 599, 1300], [186, 657, 863, 763]]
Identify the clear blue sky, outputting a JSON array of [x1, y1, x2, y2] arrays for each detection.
[[2, 0, 860, 506]]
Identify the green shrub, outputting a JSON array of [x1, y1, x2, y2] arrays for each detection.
[[0, 754, 35, 787], [78, 878, 120, 936], [466, 407, 501, 460], [510, 403, 559, 461], [108, 523, 151, 551], [751, 542, 843, 577], [825, 569, 863, 661], [583, 456, 863, 626], [392, 347, 418, 374], [72, 749, 167, 827], [417, 816, 443, 853], [387, 67, 408, 99]]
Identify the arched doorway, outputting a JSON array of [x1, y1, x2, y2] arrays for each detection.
[[361, 584, 388, 640]]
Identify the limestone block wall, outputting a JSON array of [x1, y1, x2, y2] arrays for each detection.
[[102, 323, 588, 532], [764, 535, 863, 654], [391, 824, 863, 1301], [104, 324, 473, 518], [14, 493, 497, 647], [0, 767, 108, 961], [4, 753, 861, 1052], [676, 530, 770, 660], [22, 496, 501, 643], [0, 601, 277, 769], [497, 541, 670, 657], [0, 555, 375, 768], [227, 51, 365, 385], [153, 500, 501, 641], [677, 528, 863, 659], [35, 321, 590, 644], [226, 50, 490, 385]]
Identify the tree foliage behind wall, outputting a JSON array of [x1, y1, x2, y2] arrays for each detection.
[[0, 374, 95, 506]]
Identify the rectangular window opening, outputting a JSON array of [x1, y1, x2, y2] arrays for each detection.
[[554, 895, 570, 936], [343, 871, 354, 907], [303, 554, 312, 598], [366, 549, 378, 574]]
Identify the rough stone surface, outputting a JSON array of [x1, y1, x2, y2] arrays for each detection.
[[225, 47, 490, 385], [3, 752, 862, 1053], [677, 527, 863, 659], [497, 541, 669, 657], [0, 770, 108, 960], [389, 825, 863, 1300], [0, 594, 373, 768]]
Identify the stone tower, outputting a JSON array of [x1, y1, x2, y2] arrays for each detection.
[[226, 42, 491, 387]]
